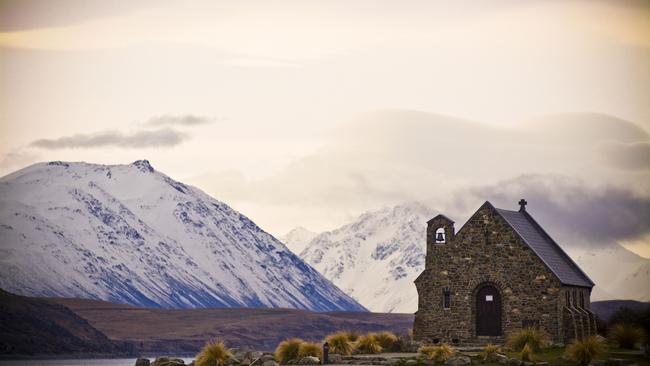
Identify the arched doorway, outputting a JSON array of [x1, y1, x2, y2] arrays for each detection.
[[476, 284, 502, 336]]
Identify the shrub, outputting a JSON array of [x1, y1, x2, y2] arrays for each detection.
[[355, 334, 382, 354], [506, 328, 550, 352], [566, 335, 606, 366], [373, 331, 398, 350], [480, 344, 501, 361], [298, 341, 322, 359], [275, 338, 304, 364], [520, 343, 533, 362], [195, 341, 232, 366], [609, 323, 645, 349], [418, 344, 454, 362]]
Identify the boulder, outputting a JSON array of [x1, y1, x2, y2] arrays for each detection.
[[152, 357, 185, 366], [406, 360, 418, 366], [492, 354, 508, 364], [329, 353, 343, 364], [262, 355, 276, 362], [534, 363, 549, 366], [445, 356, 471, 366], [523, 362, 534, 366], [135, 359, 151, 366], [250, 357, 264, 366], [263, 361, 279, 366], [507, 358, 522, 366], [299, 356, 321, 365]]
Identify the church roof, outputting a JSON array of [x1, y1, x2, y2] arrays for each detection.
[[495, 207, 594, 288]]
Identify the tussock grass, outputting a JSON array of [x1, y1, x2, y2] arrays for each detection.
[[275, 338, 304, 364], [344, 330, 361, 342], [520, 343, 533, 362], [325, 331, 353, 355], [480, 344, 501, 361], [298, 341, 322, 359], [355, 334, 382, 354], [195, 341, 232, 366], [609, 323, 645, 349], [566, 335, 606, 366], [373, 332, 398, 350], [506, 328, 550, 352], [418, 344, 454, 362]]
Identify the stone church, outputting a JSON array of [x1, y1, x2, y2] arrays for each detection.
[[413, 200, 596, 345]]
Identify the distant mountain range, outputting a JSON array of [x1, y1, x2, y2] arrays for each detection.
[[298, 203, 434, 313], [286, 202, 650, 313], [0, 160, 364, 311]]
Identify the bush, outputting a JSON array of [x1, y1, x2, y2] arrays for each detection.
[[506, 328, 550, 352], [520, 343, 533, 362], [298, 341, 322, 359], [566, 335, 606, 366], [195, 341, 232, 366], [355, 334, 382, 354], [373, 332, 398, 350], [275, 338, 304, 364], [418, 344, 454, 362], [480, 344, 501, 361], [609, 323, 645, 349], [326, 331, 353, 355]]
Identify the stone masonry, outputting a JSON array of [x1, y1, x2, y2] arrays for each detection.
[[413, 201, 595, 345]]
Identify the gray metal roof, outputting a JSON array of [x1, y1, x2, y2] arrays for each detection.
[[495, 208, 594, 288]]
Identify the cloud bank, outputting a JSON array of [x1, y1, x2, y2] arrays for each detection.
[[144, 114, 216, 127], [452, 175, 650, 247], [30, 128, 187, 149]]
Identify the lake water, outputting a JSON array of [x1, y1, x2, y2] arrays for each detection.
[[0, 358, 194, 366]]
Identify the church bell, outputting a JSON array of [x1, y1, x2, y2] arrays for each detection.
[[436, 232, 444, 242]]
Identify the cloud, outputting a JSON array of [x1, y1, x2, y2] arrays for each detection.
[[188, 109, 649, 235], [30, 128, 188, 149], [599, 142, 650, 171], [454, 175, 650, 247], [144, 115, 217, 127]]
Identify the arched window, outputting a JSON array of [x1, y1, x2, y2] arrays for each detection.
[[443, 288, 451, 309], [435, 227, 446, 243]]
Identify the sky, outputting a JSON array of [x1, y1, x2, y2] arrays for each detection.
[[1, 0, 649, 256]]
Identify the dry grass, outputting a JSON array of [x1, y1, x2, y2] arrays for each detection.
[[506, 328, 550, 352], [566, 335, 606, 366], [520, 343, 533, 362], [325, 331, 353, 355], [275, 338, 304, 364], [418, 344, 455, 362], [609, 323, 646, 349], [344, 330, 361, 342], [372, 331, 398, 350], [481, 344, 501, 361], [298, 341, 322, 359], [355, 334, 382, 354], [195, 341, 232, 366]]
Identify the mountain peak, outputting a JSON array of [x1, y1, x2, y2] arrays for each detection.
[[0, 160, 364, 312], [131, 159, 154, 173]]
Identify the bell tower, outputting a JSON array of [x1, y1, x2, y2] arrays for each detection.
[[426, 214, 455, 264]]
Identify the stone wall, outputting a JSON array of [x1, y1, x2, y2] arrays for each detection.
[[414, 203, 576, 345]]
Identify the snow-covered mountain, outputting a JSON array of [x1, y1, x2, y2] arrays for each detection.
[[299, 203, 434, 313], [281, 227, 317, 255], [299, 202, 650, 313], [567, 245, 650, 302], [0, 160, 365, 311]]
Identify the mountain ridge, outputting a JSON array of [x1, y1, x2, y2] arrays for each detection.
[[0, 160, 365, 311]]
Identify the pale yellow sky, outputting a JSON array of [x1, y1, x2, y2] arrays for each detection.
[[0, 0, 648, 256]]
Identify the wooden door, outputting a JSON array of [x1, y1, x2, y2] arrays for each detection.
[[476, 285, 502, 336]]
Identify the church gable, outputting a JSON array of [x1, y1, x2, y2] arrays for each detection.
[[413, 199, 597, 345]]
